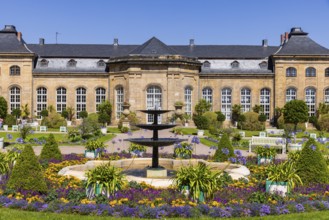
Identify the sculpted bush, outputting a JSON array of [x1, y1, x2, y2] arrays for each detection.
[[239, 112, 263, 131]]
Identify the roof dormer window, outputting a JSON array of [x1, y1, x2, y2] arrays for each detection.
[[97, 60, 105, 67], [259, 61, 267, 69], [231, 61, 239, 69], [203, 61, 210, 69], [67, 59, 77, 67], [40, 59, 49, 67]]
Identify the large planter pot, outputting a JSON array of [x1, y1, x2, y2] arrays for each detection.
[[86, 183, 107, 198], [287, 143, 302, 152], [3, 125, 8, 131], [184, 123, 189, 127], [266, 180, 289, 196], [67, 121, 72, 126], [180, 186, 204, 202], [101, 127, 107, 135], [257, 155, 273, 165], [197, 130, 204, 137], [84, 150, 99, 159], [0, 137, 4, 149]]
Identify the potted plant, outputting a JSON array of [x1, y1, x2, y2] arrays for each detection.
[[174, 142, 193, 159], [128, 143, 147, 157], [85, 163, 126, 198], [98, 112, 110, 135], [255, 146, 277, 165], [284, 130, 303, 152], [266, 161, 302, 196], [84, 140, 105, 159], [182, 113, 191, 127], [65, 107, 75, 126]]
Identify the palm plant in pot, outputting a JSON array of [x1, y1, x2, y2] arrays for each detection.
[[128, 143, 147, 157], [266, 161, 302, 196], [85, 163, 126, 198], [255, 145, 277, 165], [84, 140, 105, 159], [65, 106, 75, 126]]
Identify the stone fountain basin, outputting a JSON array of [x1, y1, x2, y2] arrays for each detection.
[[59, 158, 250, 188], [126, 138, 187, 147]]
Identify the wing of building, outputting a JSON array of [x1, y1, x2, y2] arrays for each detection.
[[0, 25, 329, 124]]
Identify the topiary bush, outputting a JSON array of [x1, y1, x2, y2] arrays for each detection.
[[193, 115, 210, 130], [7, 144, 47, 193], [238, 112, 263, 131], [40, 133, 62, 161], [214, 133, 234, 162], [277, 115, 306, 131], [41, 111, 66, 128], [295, 138, 329, 185], [202, 111, 217, 124], [4, 114, 16, 126], [319, 114, 329, 131]]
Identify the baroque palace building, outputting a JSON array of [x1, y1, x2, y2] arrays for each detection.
[[0, 25, 329, 124]]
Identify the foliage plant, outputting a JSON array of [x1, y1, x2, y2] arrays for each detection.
[[79, 110, 88, 119], [173, 162, 222, 202], [174, 142, 193, 159], [85, 163, 126, 198], [12, 108, 21, 122], [79, 116, 101, 139], [215, 111, 226, 123], [182, 113, 191, 123], [19, 125, 33, 141], [85, 140, 105, 151], [97, 101, 112, 124], [39, 133, 62, 161], [214, 133, 234, 162], [66, 106, 75, 121], [128, 143, 147, 154], [0, 152, 9, 175], [283, 100, 309, 132], [40, 109, 49, 117], [194, 99, 212, 116], [239, 112, 263, 131], [192, 115, 210, 130], [295, 138, 329, 185], [231, 104, 242, 123], [68, 129, 82, 142], [277, 115, 306, 131], [41, 111, 66, 128], [7, 144, 47, 193], [318, 114, 329, 132], [255, 146, 277, 158], [0, 96, 8, 119], [21, 103, 30, 119], [4, 114, 16, 126], [267, 161, 303, 191]]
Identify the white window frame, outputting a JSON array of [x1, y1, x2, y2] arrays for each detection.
[[260, 88, 270, 119], [184, 86, 192, 116], [96, 87, 106, 111], [202, 87, 213, 105], [76, 87, 86, 119], [116, 86, 124, 119], [37, 87, 47, 118], [221, 88, 232, 120], [10, 87, 20, 113], [241, 88, 251, 113], [146, 86, 162, 124], [56, 87, 66, 113], [305, 88, 316, 116], [325, 89, 329, 104], [286, 88, 297, 103]]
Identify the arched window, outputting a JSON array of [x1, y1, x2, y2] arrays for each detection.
[[184, 86, 192, 116], [96, 87, 106, 111], [76, 87, 86, 119], [325, 89, 329, 104], [259, 61, 267, 69], [40, 59, 49, 67], [231, 61, 239, 69], [56, 87, 66, 113], [68, 59, 77, 67], [202, 87, 212, 105], [10, 65, 20, 76], [325, 68, 329, 77], [97, 60, 106, 67], [260, 88, 270, 119], [115, 86, 124, 119], [306, 67, 316, 77], [146, 86, 162, 124], [203, 61, 210, 69], [286, 67, 297, 77], [241, 88, 251, 113], [36, 87, 47, 117], [286, 88, 297, 102], [305, 88, 316, 116], [221, 88, 232, 120], [10, 87, 20, 113]]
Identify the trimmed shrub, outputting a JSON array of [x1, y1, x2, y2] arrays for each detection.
[[4, 114, 16, 126], [0, 96, 8, 119], [40, 133, 62, 161], [202, 111, 217, 124], [238, 112, 263, 131], [7, 144, 47, 193], [214, 133, 234, 162], [41, 111, 66, 128], [319, 114, 329, 131], [295, 138, 329, 185], [277, 115, 306, 131], [193, 115, 210, 130]]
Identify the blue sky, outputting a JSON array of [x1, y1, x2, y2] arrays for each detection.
[[1, 0, 329, 47]]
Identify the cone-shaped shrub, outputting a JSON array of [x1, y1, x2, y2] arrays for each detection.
[[214, 133, 234, 162], [40, 133, 62, 161], [295, 138, 329, 185], [7, 144, 47, 193]]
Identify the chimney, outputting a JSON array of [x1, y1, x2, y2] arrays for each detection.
[[189, 39, 195, 47], [39, 38, 45, 45], [113, 38, 118, 46], [280, 34, 285, 45], [262, 39, 268, 47], [17, 32, 22, 42], [285, 32, 289, 42]]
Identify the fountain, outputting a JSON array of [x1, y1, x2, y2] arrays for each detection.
[[126, 109, 185, 178]]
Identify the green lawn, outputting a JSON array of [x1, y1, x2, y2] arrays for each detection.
[[0, 208, 328, 220], [107, 127, 121, 133]]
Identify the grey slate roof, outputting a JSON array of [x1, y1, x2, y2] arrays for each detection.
[[128, 37, 178, 55], [276, 28, 329, 55], [0, 32, 33, 54]]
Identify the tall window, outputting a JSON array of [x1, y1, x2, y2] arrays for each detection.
[[325, 89, 329, 104], [286, 67, 297, 77], [76, 87, 86, 119], [184, 86, 192, 116], [306, 67, 316, 77], [305, 88, 316, 116], [116, 86, 124, 119], [221, 88, 232, 120], [325, 68, 329, 77], [56, 87, 66, 113], [10, 65, 20, 76], [260, 88, 270, 119], [10, 87, 20, 113], [96, 87, 106, 111], [146, 86, 162, 123], [241, 88, 251, 113], [202, 87, 212, 105], [286, 88, 297, 102], [36, 87, 47, 117]]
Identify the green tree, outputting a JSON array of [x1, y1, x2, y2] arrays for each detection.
[[79, 110, 88, 119], [98, 112, 110, 126], [214, 133, 234, 162], [40, 133, 62, 161], [40, 109, 49, 117], [194, 99, 212, 116], [0, 96, 8, 119], [231, 104, 242, 123], [295, 138, 329, 185], [215, 111, 226, 123], [12, 108, 21, 123], [252, 105, 261, 113], [283, 100, 309, 132], [98, 101, 112, 124], [21, 103, 30, 119], [7, 145, 47, 193]]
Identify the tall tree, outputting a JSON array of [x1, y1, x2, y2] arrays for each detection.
[[283, 100, 309, 132], [0, 96, 8, 119]]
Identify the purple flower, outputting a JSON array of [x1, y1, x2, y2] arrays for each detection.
[[259, 204, 271, 216], [210, 146, 218, 150], [311, 145, 316, 151], [7, 134, 13, 140], [229, 157, 236, 163], [221, 148, 229, 155], [16, 137, 24, 143], [295, 203, 305, 212], [234, 150, 242, 156], [127, 131, 133, 136], [191, 136, 200, 144]]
